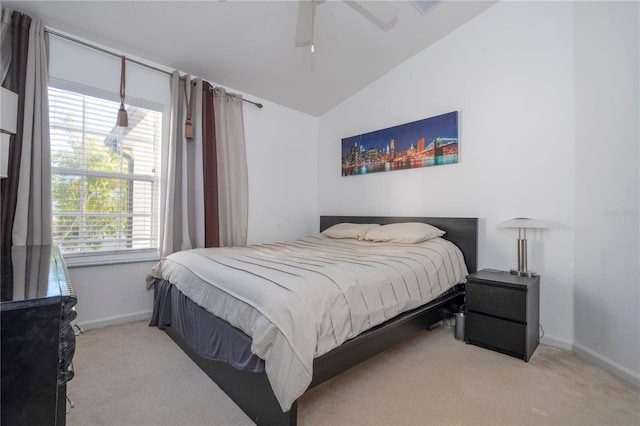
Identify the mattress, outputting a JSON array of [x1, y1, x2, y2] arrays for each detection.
[[146, 234, 468, 410]]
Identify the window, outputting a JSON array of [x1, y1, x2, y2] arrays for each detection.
[[49, 84, 162, 265]]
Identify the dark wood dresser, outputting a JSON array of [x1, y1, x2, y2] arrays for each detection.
[[465, 269, 540, 361], [1, 245, 77, 426]]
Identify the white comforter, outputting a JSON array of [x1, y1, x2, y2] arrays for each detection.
[[146, 235, 468, 410]]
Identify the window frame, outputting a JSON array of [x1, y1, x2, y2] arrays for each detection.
[[48, 78, 163, 267]]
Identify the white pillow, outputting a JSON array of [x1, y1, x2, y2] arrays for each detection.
[[322, 223, 381, 240], [363, 222, 445, 243]]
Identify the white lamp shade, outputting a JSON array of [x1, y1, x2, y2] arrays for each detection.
[[497, 217, 549, 229], [1, 87, 19, 135]]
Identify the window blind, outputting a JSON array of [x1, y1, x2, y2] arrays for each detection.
[[49, 86, 162, 261]]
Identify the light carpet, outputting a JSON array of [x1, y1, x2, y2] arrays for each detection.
[[67, 320, 639, 426]]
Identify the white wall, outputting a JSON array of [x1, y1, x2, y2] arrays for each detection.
[[244, 100, 318, 244], [67, 261, 157, 330], [48, 35, 318, 329], [318, 1, 576, 345], [573, 1, 639, 385]]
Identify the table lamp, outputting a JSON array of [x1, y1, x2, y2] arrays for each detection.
[[497, 217, 549, 277]]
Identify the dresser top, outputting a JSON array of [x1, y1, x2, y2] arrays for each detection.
[[0, 245, 75, 308]]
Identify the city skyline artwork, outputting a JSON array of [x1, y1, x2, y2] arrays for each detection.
[[341, 111, 459, 176]]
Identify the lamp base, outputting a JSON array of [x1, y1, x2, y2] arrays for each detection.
[[510, 269, 538, 278]]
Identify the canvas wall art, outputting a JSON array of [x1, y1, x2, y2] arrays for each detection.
[[341, 111, 459, 176]]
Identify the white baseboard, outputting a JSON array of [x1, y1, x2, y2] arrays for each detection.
[[541, 335, 573, 351], [573, 342, 640, 389], [541, 336, 639, 389], [76, 310, 153, 331]]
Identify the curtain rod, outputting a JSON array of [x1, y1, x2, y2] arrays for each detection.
[[46, 28, 264, 109]]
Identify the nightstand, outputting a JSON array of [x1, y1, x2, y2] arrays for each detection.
[[465, 269, 539, 361]]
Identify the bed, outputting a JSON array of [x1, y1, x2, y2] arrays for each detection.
[[148, 216, 478, 425]]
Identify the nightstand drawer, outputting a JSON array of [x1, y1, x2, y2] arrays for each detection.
[[466, 281, 527, 323], [465, 312, 526, 358]]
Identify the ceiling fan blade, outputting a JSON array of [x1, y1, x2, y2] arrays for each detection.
[[347, 0, 399, 25], [295, 0, 314, 47]]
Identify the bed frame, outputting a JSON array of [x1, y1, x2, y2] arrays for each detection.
[[162, 216, 478, 426]]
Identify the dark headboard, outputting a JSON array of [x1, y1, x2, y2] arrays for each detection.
[[320, 216, 478, 274]]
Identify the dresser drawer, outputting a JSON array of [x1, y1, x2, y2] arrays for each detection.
[[466, 280, 527, 323], [465, 311, 526, 358]]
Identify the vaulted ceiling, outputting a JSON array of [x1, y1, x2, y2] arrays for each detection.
[[4, 1, 496, 116]]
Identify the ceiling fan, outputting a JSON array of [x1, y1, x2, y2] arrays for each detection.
[[294, 0, 400, 50]]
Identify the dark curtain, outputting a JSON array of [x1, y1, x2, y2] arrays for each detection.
[[202, 81, 219, 248], [0, 11, 30, 248]]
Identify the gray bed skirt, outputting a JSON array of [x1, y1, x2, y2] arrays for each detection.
[[149, 279, 265, 373]]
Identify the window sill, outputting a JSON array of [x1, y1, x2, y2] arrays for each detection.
[[63, 252, 160, 268]]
